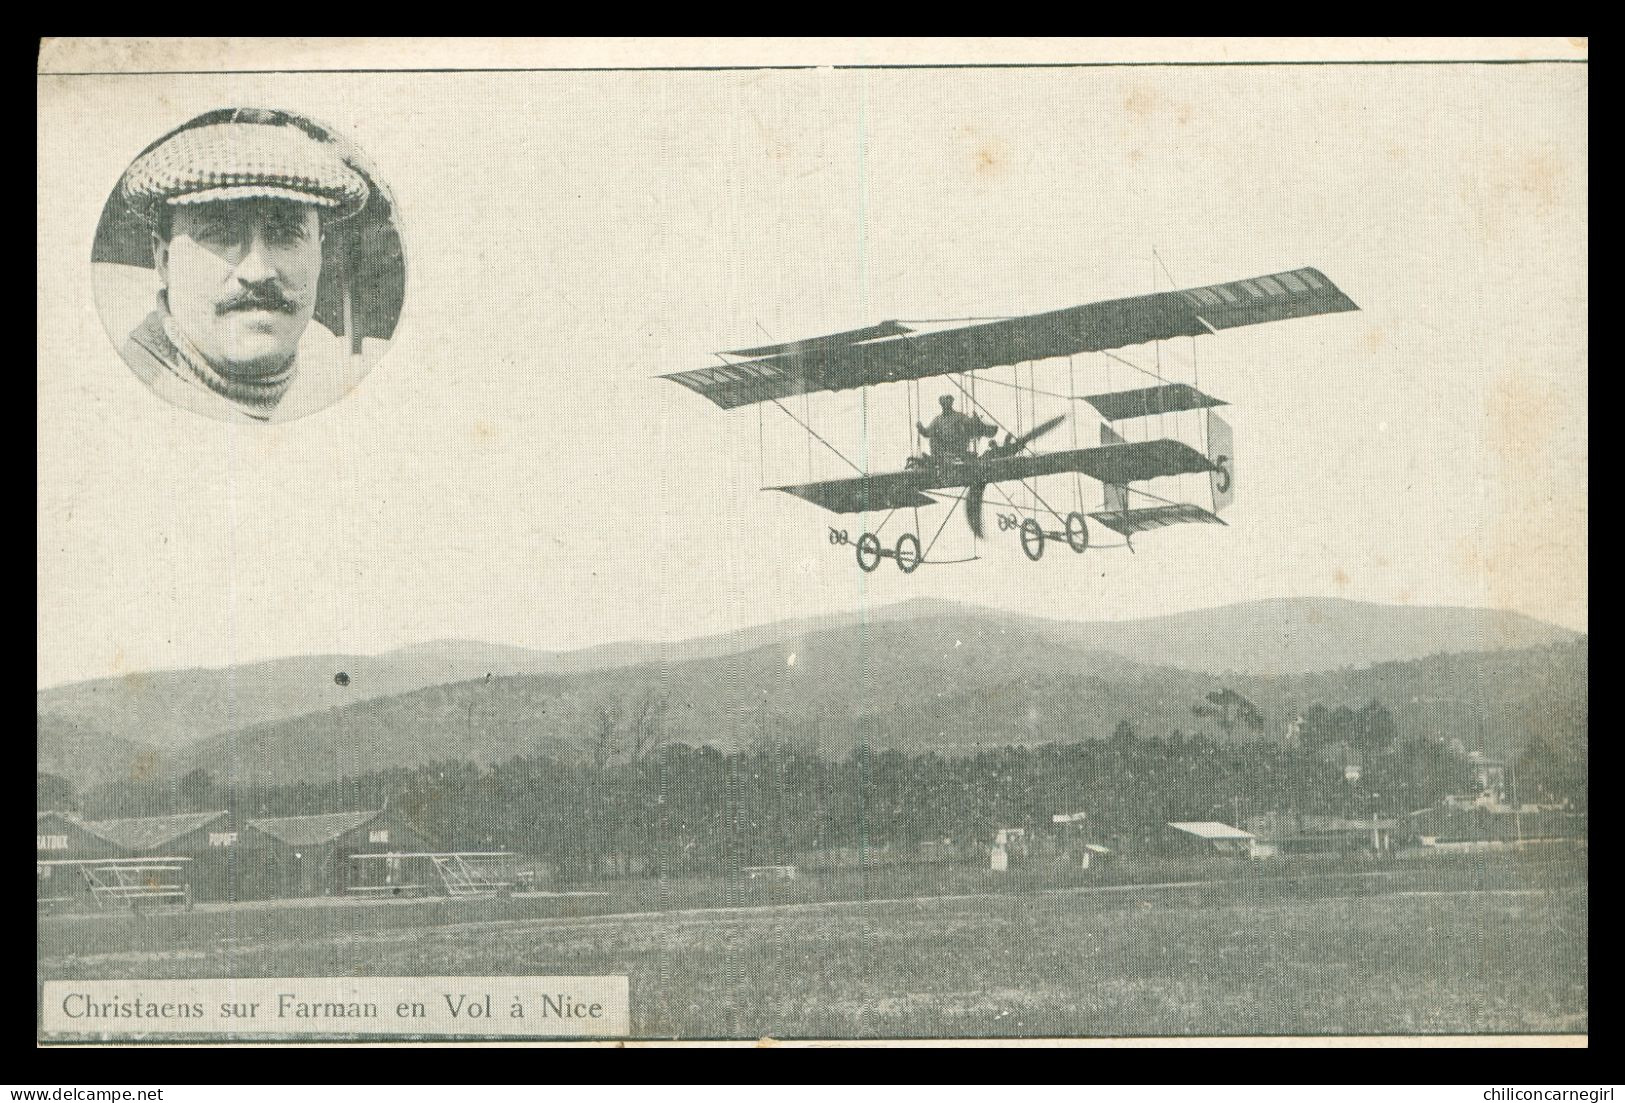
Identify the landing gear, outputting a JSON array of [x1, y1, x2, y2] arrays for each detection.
[[1064, 512, 1089, 554], [895, 532, 922, 573], [855, 530, 924, 572], [1012, 512, 1087, 562], [855, 532, 882, 572], [1020, 517, 1045, 561]]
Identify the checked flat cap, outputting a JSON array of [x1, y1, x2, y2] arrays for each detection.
[[121, 120, 369, 223]]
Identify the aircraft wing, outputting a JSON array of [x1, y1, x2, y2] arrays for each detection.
[[1081, 382, 1228, 422], [1091, 503, 1226, 536], [723, 321, 914, 358], [665, 268, 1358, 409], [771, 439, 1212, 515], [977, 439, 1217, 486], [772, 470, 939, 514]]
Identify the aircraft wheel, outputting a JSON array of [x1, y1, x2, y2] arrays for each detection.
[[855, 532, 882, 572], [1020, 518, 1045, 561], [895, 532, 922, 573], [1065, 512, 1090, 554]]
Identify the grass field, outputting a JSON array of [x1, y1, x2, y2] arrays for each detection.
[[38, 849, 1587, 1039]]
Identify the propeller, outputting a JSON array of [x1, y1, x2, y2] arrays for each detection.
[[966, 414, 1067, 537]]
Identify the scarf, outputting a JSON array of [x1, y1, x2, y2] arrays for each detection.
[[157, 299, 297, 419]]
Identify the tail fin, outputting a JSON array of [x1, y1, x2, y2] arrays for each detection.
[[1207, 412, 1234, 514]]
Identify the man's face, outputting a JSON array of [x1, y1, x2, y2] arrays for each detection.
[[155, 199, 323, 378]]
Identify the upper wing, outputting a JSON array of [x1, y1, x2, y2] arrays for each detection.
[[724, 321, 914, 358], [665, 268, 1359, 409], [772, 470, 939, 514]]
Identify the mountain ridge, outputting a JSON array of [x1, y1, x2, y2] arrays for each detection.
[[37, 597, 1580, 768], [150, 633, 1588, 789]]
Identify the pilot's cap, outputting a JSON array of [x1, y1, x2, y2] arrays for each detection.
[[939, 394, 955, 408], [121, 114, 369, 225]]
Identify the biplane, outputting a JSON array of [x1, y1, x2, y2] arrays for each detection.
[[348, 851, 518, 898], [664, 267, 1358, 571], [37, 856, 192, 911]]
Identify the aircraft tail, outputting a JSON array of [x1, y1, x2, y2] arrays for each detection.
[[1207, 412, 1234, 514]]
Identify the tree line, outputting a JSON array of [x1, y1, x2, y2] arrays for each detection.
[[36, 689, 1580, 879]]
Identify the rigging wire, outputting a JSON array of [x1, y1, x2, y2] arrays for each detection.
[[860, 381, 870, 482], [926, 488, 1033, 518], [961, 373, 974, 557], [1152, 247, 1178, 287], [936, 367, 1068, 522], [1030, 361, 1040, 434], [858, 380, 872, 531], [966, 372, 1077, 403], [1011, 365, 1022, 437], [1161, 248, 1196, 501], [1100, 349, 1165, 384], [1025, 361, 1037, 516], [904, 375, 914, 456], [1150, 251, 1167, 445], [1122, 479, 1199, 511], [1154, 247, 1196, 504], [924, 489, 1124, 549], [991, 481, 1046, 519], [912, 378, 923, 453], [1195, 331, 1213, 511], [1103, 346, 1114, 455], [907, 377, 921, 539], [1068, 355, 1083, 511], [919, 496, 961, 561], [769, 398, 866, 476], [1022, 479, 1069, 524]]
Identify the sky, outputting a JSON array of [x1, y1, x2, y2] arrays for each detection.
[[37, 61, 1587, 688]]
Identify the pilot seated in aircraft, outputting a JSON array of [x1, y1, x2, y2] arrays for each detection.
[[917, 395, 997, 466]]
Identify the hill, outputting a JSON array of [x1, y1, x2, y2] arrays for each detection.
[[32, 599, 988, 754], [1048, 597, 1576, 678], [158, 615, 1586, 787], [37, 597, 1577, 758], [35, 642, 558, 755], [35, 714, 163, 792]]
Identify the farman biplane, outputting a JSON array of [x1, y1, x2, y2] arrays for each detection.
[[664, 268, 1358, 572]]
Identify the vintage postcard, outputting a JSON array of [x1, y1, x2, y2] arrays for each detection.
[[36, 38, 1587, 1046]]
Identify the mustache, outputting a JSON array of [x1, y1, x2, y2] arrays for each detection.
[[217, 287, 299, 314]]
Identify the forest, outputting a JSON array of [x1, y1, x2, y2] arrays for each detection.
[[39, 690, 1587, 878]]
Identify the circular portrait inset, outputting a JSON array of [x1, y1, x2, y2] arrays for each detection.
[[91, 107, 406, 425]]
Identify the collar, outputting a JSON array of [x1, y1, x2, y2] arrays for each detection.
[[154, 296, 298, 418]]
